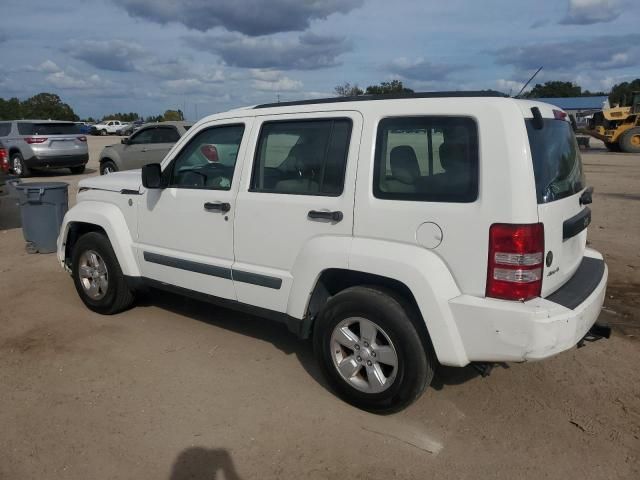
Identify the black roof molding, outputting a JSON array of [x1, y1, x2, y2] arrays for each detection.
[[254, 90, 508, 109]]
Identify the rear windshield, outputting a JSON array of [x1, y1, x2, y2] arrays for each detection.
[[18, 123, 81, 135], [526, 119, 585, 204]]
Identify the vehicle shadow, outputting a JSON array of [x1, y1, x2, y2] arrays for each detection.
[[169, 447, 242, 480], [137, 288, 330, 391], [0, 193, 22, 230], [431, 363, 510, 390], [137, 289, 492, 396]]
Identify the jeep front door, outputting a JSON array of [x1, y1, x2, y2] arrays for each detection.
[[137, 119, 252, 300]]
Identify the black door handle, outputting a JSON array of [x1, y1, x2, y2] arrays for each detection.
[[308, 210, 343, 222], [204, 201, 231, 213]]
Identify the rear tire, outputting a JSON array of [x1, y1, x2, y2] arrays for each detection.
[[619, 128, 640, 154], [10, 152, 31, 177], [71, 232, 135, 315], [313, 286, 435, 413], [70, 166, 86, 174], [100, 160, 118, 175]]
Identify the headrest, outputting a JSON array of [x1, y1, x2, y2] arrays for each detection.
[[439, 142, 469, 172], [390, 146, 420, 184]]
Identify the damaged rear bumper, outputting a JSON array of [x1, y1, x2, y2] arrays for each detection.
[[450, 249, 608, 363]]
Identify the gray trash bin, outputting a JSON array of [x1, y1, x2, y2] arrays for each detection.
[[15, 182, 69, 254]]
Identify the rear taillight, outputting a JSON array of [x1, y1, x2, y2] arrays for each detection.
[[24, 136, 48, 144], [77, 136, 87, 142], [486, 223, 544, 301], [0, 149, 8, 172]]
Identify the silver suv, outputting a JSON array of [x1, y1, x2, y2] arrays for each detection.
[[0, 120, 89, 177]]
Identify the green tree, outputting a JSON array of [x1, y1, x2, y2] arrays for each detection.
[[527, 81, 582, 98], [365, 80, 414, 95], [101, 112, 140, 122], [334, 82, 364, 97], [609, 79, 640, 107], [163, 109, 184, 121], [20, 93, 78, 121], [0, 97, 22, 120]]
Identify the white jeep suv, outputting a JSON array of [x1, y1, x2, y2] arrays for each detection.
[[57, 92, 608, 412]]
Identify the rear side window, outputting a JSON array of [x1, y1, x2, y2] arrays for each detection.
[[526, 119, 585, 203], [18, 122, 80, 135], [374, 116, 479, 202], [251, 119, 352, 196], [0, 123, 11, 136]]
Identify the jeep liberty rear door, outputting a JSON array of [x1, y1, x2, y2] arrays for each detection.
[[525, 109, 589, 296], [233, 111, 363, 313]]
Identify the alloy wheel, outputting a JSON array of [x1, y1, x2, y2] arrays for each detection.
[[78, 250, 109, 300], [330, 317, 399, 394]]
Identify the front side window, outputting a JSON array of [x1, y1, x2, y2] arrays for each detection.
[[167, 124, 245, 190], [373, 116, 479, 202], [251, 119, 352, 195], [129, 129, 155, 145]]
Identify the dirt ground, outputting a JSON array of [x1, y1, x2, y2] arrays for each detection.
[[0, 137, 638, 479]]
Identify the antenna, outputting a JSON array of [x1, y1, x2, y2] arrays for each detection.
[[515, 66, 543, 98]]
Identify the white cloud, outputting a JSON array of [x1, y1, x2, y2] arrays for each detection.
[[496, 79, 525, 94], [45, 70, 111, 90], [252, 77, 303, 92], [37, 60, 62, 73], [560, 0, 621, 25], [250, 69, 302, 91], [162, 78, 225, 95]]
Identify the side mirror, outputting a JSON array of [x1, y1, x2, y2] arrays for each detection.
[[142, 163, 164, 189], [121, 137, 129, 145]]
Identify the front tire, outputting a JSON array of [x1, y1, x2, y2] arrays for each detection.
[[313, 286, 435, 413], [100, 160, 118, 175], [100, 129, 107, 136], [71, 232, 135, 314], [11, 152, 31, 177]]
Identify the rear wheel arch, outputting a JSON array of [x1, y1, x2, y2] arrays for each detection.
[[303, 269, 433, 350]]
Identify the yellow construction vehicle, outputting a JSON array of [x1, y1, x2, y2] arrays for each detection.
[[583, 91, 640, 153]]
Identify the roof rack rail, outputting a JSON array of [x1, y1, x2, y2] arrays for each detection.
[[254, 90, 508, 109]]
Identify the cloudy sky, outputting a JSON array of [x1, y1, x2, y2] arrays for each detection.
[[1, 0, 638, 119]]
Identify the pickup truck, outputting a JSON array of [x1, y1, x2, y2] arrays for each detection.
[[92, 120, 129, 136]]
